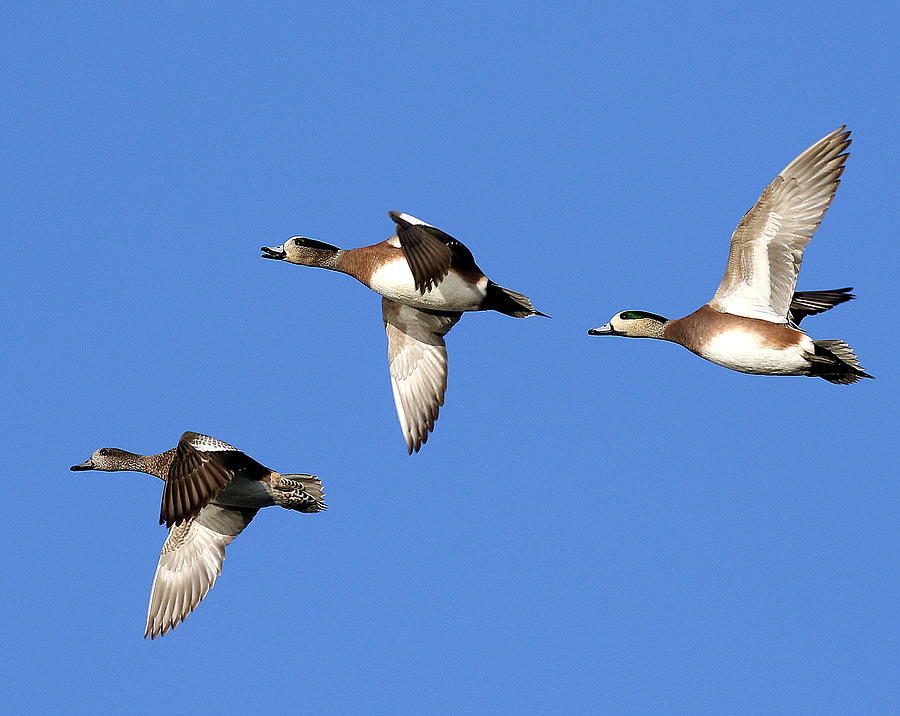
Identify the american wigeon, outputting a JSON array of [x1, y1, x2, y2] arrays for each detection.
[[589, 126, 872, 384], [261, 212, 547, 452], [71, 431, 325, 638]]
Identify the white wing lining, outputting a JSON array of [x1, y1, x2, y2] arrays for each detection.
[[144, 504, 256, 638], [711, 126, 851, 322], [382, 298, 461, 453]]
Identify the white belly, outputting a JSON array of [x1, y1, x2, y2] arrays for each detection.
[[698, 330, 812, 375], [368, 258, 487, 311]]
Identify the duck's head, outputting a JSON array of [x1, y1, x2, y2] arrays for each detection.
[[70, 447, 135, 471], [260, 237, 340, 267], [588, 310, 668, 339]]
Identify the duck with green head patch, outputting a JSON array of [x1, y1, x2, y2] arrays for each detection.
[[589, 127, 872, 385], [261, 211, 547, 453]]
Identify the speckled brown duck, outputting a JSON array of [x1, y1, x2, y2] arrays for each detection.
[[71, 431, 325, 638]]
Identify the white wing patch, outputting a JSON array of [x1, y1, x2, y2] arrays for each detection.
[[394, 212, 434, 227]]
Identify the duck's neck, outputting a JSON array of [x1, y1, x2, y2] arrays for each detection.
[[121, 450, 175, 480], [631, 318, 668, 340], [647, 320, 668, 340], [324, 248, 344, 271], [308, 247, 344, 272]]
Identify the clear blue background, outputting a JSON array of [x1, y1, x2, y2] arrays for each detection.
[[2, 2, 897, 713]]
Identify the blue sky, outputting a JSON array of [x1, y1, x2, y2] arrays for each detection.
[[3, 1, 897, 713]]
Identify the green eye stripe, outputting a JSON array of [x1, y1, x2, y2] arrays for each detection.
[[620, 310, 667, 322]]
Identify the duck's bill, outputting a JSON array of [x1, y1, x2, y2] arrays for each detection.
[[260, 245, 286, 260], [70, 459, 94, 471], [588, 323, 617, 336]]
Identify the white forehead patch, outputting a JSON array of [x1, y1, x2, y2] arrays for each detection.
[[395, 212, 434, 228]]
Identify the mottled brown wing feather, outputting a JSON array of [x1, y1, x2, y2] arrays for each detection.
[[159, 439, 235, 528]]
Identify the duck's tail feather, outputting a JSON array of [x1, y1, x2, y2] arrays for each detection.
[[484, 281, 549, 318], [279, 474, 327, 512], [809, 339, 873, 384]]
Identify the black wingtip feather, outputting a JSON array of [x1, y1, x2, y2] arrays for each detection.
[[789, 287, 857, 325]]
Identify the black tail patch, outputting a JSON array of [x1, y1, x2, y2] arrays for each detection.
[[809, 339, 873, 384], [483, 281, 549, 318]]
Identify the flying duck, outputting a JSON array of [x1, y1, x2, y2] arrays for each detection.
[[71, 431, 325, 638], [589, 126, 872, 384], [261, 212, 547, 452]]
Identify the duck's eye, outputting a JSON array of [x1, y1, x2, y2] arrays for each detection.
[[98, 449, 109, 456], [294, 238, 304, 246]]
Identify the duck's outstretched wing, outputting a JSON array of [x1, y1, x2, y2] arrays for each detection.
[[710, 127, 850, 323], [382, 297, 462, 453], [145, 504, 257, 639], [788, 287, 855, 325]]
